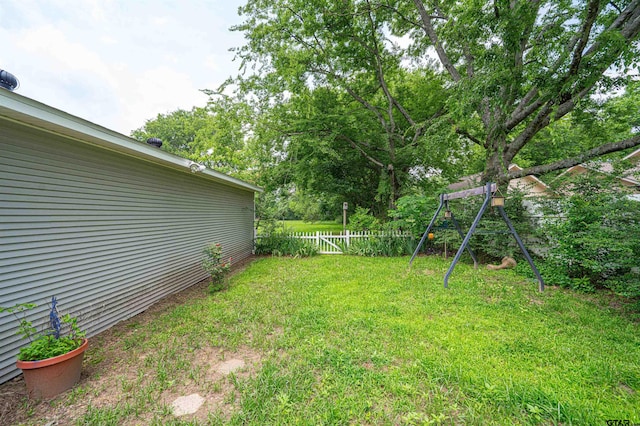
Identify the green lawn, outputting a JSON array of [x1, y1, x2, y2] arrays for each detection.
[[279, 220, 344, 234], [7, 256, 639, 425]]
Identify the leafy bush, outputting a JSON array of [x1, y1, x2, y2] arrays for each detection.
[[539, 174, 640, 299], [255, 232, 318, 257], [202, 243, 232, 292], [387, 194, 438, 236], [348, 206, 381, 232]]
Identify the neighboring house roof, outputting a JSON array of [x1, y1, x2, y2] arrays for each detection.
[[0, 89, 262, 193], [557, 145, 640, 188], [623, 146, 640, 162], [447, 164, 552, 197]]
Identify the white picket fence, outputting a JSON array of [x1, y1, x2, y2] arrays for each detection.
[[258, 230, 413, 254]]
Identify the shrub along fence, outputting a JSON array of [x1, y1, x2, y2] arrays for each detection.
[[255, 231, 414, 256]]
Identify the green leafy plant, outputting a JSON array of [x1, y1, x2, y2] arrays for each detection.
[[202, 243, 232, 292], [538, 173, 640, 299], [347, 206, 381, 232], [255, 232, 318, 257], [345, 234, 415, 257], [1, 297, 85, 361]]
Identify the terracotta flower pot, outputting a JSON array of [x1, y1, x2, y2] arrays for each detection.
[[16, 338, 88, 399]]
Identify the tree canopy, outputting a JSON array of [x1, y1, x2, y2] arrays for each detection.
[[232, 0, 480, 209], [131, 96, 252, 179], [233, 0, 640, 196]]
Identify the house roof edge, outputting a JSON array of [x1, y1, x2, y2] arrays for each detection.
[[0, 89, 262, 193]]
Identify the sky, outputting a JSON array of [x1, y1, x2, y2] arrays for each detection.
[[0, 0, 247, 135]]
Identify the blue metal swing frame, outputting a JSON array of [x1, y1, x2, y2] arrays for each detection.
[[409, 182, 544, 292]]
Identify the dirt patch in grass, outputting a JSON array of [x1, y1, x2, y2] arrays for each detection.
[[165, 345, 263, 423], [0, 257, 260, 426]]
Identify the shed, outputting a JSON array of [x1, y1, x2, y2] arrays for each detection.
[[0, 89, 261, 383]]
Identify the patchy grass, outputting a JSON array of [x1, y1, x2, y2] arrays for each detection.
[[2, 256, 639, 425]]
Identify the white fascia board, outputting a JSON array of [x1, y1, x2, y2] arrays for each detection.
[[623, 146, 640, 161], [0, 90, 262, 193]]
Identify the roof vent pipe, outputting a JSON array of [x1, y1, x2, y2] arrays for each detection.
[[0, 69, 19, 91], [146, 137, 163, 148]]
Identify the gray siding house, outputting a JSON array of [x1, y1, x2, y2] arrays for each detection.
[[0, 89, 261, 383]]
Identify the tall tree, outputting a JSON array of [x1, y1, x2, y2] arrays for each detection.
[[397, 0, 640, 184], [233, 0, 470, 209], [234, 0, 640, 191]]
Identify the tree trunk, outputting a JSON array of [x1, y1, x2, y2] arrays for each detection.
[[388, 163, 399, 210], [482, 139, 511, 190]]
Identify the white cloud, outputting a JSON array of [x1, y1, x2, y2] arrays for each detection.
[[17, 25, 119, 89], [120, 66, 208, 132], [0, 0, 246, 135], [151, 16, 170, 26], [100, 36, 118, 45]]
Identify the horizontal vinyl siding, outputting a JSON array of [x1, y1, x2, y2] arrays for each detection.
[[0, 121, 255, 383]]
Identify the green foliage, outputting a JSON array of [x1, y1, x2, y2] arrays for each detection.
[[202, 243, 232, 293], [347, 206, 381, 232], [0, 303, 37, 341], [517, 82, 640, 170], [18, 333, 81, 362], [345, 234, 415, 257], [387, 194, 439, 236], [232, 0, 473, 211], [234, 0, 640, 194], [288, 191, 338, 222], [254, 189, 296, 235], [539, 173, 640, 299], [130, 97, 252, 179], [1, 301, 85, 362], [255, 233, 319, 257], [280, 220, 343, 234]]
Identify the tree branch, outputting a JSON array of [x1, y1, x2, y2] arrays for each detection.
[[505, 102, 553, 160], [507, 0, 640, 157], [453, 125, 484, 147], [339, 135, 385, 168], [508, 134, 640, 178], [413, 0, 461, 82], [609, 1, 622, 13], [506, 88, 544, 130], [567, 0, 601, 77]]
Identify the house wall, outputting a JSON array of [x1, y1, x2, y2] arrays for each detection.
[[0, 120, 255, 383]]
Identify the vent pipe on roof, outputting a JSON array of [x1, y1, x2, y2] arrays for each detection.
[[0, 69, 19, 91], [146, 137, 163, 148]]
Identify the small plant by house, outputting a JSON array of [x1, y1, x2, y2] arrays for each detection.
[[202, 243, 232, 292]]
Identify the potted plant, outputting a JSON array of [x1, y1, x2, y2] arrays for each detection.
[[1, 296, 87, 399]]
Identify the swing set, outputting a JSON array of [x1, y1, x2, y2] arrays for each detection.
[[409, 182, 544, 292]]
